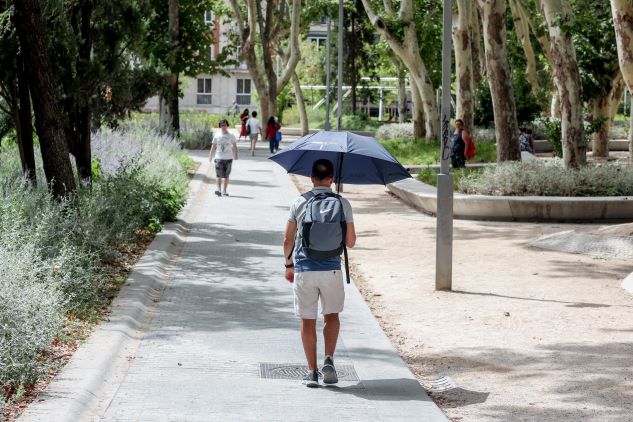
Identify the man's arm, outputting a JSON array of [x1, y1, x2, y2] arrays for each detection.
[[209, 144, 217, 161], [283, 220, 297, 264], [345, 222, 356, 248], [232, 141, 238, 160]]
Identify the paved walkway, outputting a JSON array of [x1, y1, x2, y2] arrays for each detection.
[[20, 142, 446, 421]]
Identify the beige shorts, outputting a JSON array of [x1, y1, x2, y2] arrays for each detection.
[[293, 270, 344, 319]]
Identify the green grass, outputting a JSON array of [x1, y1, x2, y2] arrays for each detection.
[[381, 137, 497, 165], [417, 167, 485, 191], [281, 106, 385, 132]]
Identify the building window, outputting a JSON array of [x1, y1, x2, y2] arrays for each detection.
[[236, 79, 251, 105], [197, 78, 212, 104], [204, 11, 214, 25], [309, 36, 327, 49]]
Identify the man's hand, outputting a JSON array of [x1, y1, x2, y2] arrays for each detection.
[[285, 267, 294, 283]]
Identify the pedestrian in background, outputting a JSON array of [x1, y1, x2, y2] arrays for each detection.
[[209, 119, 238, 197], [246, 111, 262, 156], [265, 116, 281, 155], [451, 119, 471, 169], [239, 108, 249, 140]]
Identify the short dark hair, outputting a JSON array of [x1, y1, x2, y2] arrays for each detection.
[[252, 111, 258, 117], [455, 119, 464, 126], [311, 159, 334, 180], [219, 119, 229, 127]]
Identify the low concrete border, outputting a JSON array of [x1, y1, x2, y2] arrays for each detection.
[[388, 178, 633, 222], [18, 160, 210, 422]]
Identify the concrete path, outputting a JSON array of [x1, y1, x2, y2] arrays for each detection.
[[21, 142, 446, 421]]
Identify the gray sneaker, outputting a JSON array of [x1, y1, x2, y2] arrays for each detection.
[[322, 356, 338, 384], [302, 370, 319, 388]]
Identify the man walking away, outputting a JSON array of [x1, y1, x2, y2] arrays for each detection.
[[283, 159, 356, 388], [247, 111, 262, 156], [209, 119, 238, 196]]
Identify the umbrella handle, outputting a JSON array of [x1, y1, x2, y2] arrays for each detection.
[[336, 152, 344, 194]]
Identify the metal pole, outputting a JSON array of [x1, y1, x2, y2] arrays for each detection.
[[336, 0, 344, 131], [325, 16, 332, 131], [435, 0, 453, 291]]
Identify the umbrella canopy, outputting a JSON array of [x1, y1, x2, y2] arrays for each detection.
[[269, 131, 411, 185]]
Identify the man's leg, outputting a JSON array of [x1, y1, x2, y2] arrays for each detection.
[[215, 176, 222, 196], [323, 313, 340, 357], [301, 319, 318, 371], [222, 177, 229, 193]]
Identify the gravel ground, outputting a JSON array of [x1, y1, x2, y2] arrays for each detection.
[[294, 179, 633, 421]]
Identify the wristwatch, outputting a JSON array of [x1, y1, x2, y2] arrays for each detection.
[[285, 263, 294, 268]]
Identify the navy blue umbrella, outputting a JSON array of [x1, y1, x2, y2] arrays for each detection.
[[268, 131, 411, 185]]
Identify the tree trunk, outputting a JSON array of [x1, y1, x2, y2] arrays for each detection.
[[590, 74, 624, 158], [550, 89, 561, 118], [540, 0, 585, 167], [471, 5, 485, 85], [15, 56, 36, 185], [610, 0, 633, 162], [477, 0, 520, 162], [412, 83, 426, 139], [630, 96, 633, 163], [13, 0, 76, 198], [75, 0, 93, 183], [509, 0, 538, 96], [453, 0, 475, 132], [398, 66, 407, 123], [292, 72, 309, 135], [361, 0, 439, 139]]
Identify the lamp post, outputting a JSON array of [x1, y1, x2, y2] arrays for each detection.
[[325, 16, 332, 131], [336, 0, 343, 131], [435, 0, 454, 291]]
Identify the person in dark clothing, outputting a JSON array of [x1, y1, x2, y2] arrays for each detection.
[[451, 119, 470, 169], [264, 116, 281, 154]]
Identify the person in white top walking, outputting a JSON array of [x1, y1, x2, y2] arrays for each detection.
[[246, 111, 262, 156], [209, 119, 238, 196]]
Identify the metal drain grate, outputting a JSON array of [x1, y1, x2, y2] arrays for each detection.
[[421, 375, 457, 393], [259, 363, 360, 381]]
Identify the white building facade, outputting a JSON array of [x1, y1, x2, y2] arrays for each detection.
[[144, 10, 256, 114]]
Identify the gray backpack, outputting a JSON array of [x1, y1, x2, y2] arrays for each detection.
[[301, 191, 347, 259]]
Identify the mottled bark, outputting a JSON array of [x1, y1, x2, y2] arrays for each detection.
[[412, 82, 426, 139], [540, 0, 585, 167], [397, 67, 407, 124], [629, 98, 633, 163], [590, 72, 624, 158], [291, 72, 308, 135], [13, 0, 76, 198], [477, 0, 520, 162], [453, 0, 474, 132], [610, 0, 633, 162], [361, 0, 439, 139], [229, 0, 301, 122], [471, 5, 485, 85]]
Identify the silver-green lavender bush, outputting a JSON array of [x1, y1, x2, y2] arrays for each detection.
[[459, 159, 633, 196]]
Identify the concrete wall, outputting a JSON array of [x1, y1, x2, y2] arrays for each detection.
[[388, 178, 633, 222]]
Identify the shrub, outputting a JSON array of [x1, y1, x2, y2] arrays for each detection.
[[376, 123, 414, 141], [537, 117, 563, 157], [0, 245, 64, 388], [459, 159, 633, 196], [0, 124, 189, 399]]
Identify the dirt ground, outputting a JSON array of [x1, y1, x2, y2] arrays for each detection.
[[294, 177, 633, 421]]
